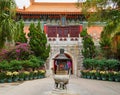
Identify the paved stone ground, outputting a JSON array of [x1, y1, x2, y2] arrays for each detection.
[[0, 76, 120, 95]]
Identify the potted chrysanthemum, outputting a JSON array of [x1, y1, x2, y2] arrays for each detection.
[[95, 71, 101, 80], [81, 70, 87, 78], [6, 71, 13, 83], [114, 71, 120, 82], [29, 71, 34, 80], [13, 71, 19, 82], [33, 70, 38, 79], [90, 70, 96, 79], [39, 70, 45, 78], [24, 71, 30, 80], [108, 71, 114, 81], [19, 72, 25, 81], [100, 71, 108, 81]]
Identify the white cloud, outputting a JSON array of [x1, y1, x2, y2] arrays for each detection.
[[35, 0, 78, 2], [15, 0, 30, 9]]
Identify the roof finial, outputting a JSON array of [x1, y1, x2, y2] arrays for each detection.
[[23, 6, 26, 10], [30, 0, 35, 5]]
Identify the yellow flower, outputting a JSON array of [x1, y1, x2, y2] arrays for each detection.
[[100, 71, 105, 74], [13, 71, 19, 75], [113, 71, 118, 75], [34, 70, 38, 73], [24, 71, 30, 75], [39, 70, 45, 74], [91, 70, 96, 73], [6, 71, 13, 76]]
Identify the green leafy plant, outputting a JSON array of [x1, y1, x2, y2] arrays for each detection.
[[106, 59, 120, 71], [0, 72, 6, 80], [19, 72, 25, 79], [83, 58, 120, 71], [80, 29, 96, 59], [83, 59, 92, 69], [10, 60, 23, 71]]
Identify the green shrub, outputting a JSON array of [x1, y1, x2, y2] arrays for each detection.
[[21, 60, 33, 69], [97, 59, 106, 70], [10, 60, 23, 71], [0, 72, 6, 80], [106, 59, 120, 71], [83, 58, 120, 71], [83, 58, 92, 69], [29, 55, 44, 67], [0, 60, 11, 71]]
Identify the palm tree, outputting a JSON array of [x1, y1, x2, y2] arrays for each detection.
[[0, 0, 16, 49]]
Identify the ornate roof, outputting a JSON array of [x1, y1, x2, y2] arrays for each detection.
[[16, 2, 82, 14]]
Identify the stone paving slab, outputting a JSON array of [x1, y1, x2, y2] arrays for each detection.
[[0, 77, 120, 95], [46, 88, 80, 95]]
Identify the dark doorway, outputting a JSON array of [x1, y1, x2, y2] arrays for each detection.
[[53, 53, 73, 74]]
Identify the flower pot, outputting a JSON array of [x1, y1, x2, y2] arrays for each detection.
[[33, 76, 37, 79], [29, 77, 33, 80], [13, 77, 19, 82], [108, 77, 114, 81], [13, 79, 18, 82], [82, 75, 87, 78], [0, 79, 5, 83], [91, 76, 95, 79], [96, 77, 101, 80], [42, 75, 45, 78], [19, 78, 24, 81], [102, 77, 106, 81], [87, 76, 91, 79], [24, 77, 29, 81], [7, 78, 12, 83], [39, 75, 42, 78], [115, 78, 120, 82], [37, 75, 41, 79]]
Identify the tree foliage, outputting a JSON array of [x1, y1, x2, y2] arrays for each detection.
[[78, 0, 120, 60], [78, 0, 120, 23], [15, 20, 27, 43], [28, 21, 50, 61], [80, 29, 96, 59]]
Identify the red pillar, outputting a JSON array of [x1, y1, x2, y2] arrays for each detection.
[[44, 24, 47, 34], [79, 25, 83, 32]]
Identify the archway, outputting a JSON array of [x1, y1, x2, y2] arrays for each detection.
[[48, 51, 77, 76], [53, 53, 73, 74]]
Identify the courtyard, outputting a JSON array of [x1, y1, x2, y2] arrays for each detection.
[[0, 0, 120, 95], [0, 76, 120, 95]]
